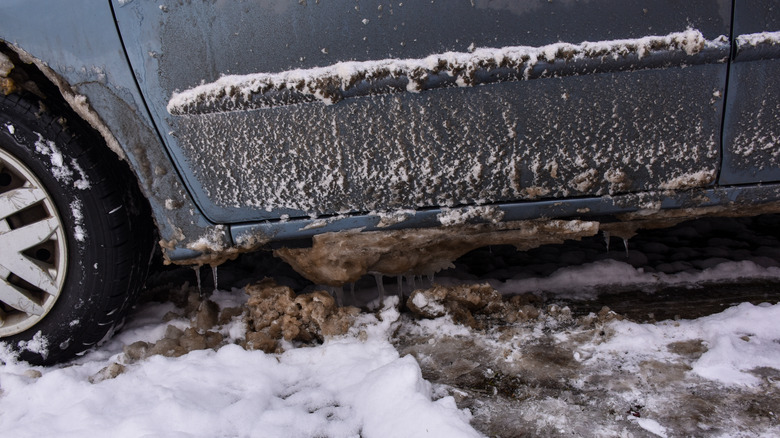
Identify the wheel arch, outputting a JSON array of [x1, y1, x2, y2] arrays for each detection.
[[0, 42, 157, 242], [0, 25, 231, 265]]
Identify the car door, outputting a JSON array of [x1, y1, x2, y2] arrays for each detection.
[[721, 0, 780, 185], [112, 0, 731, 224]]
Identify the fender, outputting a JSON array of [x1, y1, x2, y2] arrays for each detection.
[[0, 0, 230, 265]]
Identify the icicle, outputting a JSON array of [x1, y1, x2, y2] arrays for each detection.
[[193, 265, 202, 296], [603, 231, 611, 252], [623, 237, 630, 258], [405, 274, 416, 293], [373, 273, 385, 304], [397, 275, 404, 301], [334, 286, 344, 307], [211, 265, 219, 293], [349, 282, 356, 302], [426, 271, 435, 286]]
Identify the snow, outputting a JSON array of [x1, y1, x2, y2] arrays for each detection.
[[0, 298, 478, 438], [301, 218, 329, 231], [0, 52, 13, 77], [33, 133, 91, 191], [591, 301, 780, 386], [1, 268, 780, 436], [658, 169, 716, 190], [436, 206, 504, 227], [70, 200, 87, 242], [730, 95, 780, 173], [497, 259, 780, 300], [736, 31, 780, 48], [374, 209, 416, 228], [632, 417, 669, 437], [187, 224, 230, 253], [4, 219, 780, 436], [168, 29, 720, 115], [12, 331, 48, 361], [410, 290, 446, 317]]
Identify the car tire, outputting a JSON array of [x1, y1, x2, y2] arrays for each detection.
[[0, 93, 152, 365]]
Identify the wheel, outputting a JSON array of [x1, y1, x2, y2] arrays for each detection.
[[0, 93, 153, 365]]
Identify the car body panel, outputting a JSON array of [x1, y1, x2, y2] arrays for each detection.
[[3, 1, 780, 270], [114, 0, 731, 223], [720, 0, 780, 185]]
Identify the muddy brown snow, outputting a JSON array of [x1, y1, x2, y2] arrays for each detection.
[[394, 285, 780, 437], [243, 279, 361, 353]]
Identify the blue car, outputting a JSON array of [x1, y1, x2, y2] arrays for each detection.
[[1, 0, 778, 363]]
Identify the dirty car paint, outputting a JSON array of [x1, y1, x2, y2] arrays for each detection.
[[114, 0, 731, 223]]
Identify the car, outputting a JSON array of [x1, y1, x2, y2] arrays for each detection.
[[1, 0, 778, 364]]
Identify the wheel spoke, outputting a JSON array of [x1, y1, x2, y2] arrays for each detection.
[[0, 278, 44, 316], [0, 216, 60, 252], [0, 187, 48, 220], [0, 217, 60, 295], [0, 254, 58, 296]]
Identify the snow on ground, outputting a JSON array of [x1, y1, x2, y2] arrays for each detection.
[[455, 257, 780, 300], [0, 294, 477, 438], [2, 273, 779, 437], [593, 300, 780, 386], [3, 216, 780, 437], [394, 284, 780, 437]]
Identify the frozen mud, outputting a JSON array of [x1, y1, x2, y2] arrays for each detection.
[[119, 279, 363, 361], [243, 279, 361, 353], [275, 219, 598, 286]]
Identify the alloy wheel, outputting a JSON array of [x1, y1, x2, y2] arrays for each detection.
[[0, 147, 67, 336]]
